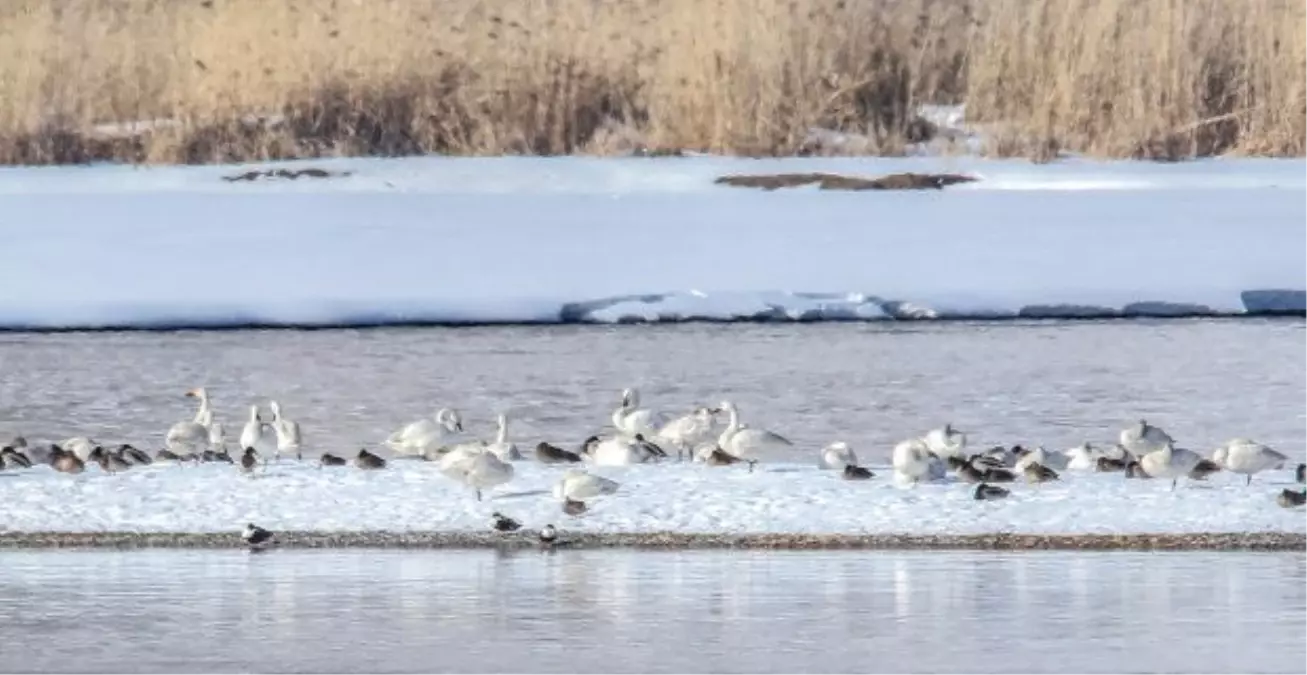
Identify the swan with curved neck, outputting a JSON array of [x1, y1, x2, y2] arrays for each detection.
[[268, 400, 303, 461], [715, 400, 792, 462], [486, 412, 522, 461], [165, 387, 212, 454], [385, 407, 464, 456], [612, 388, 666, 438]]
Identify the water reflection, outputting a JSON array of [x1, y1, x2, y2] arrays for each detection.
[[0, 549, 1300, 673]]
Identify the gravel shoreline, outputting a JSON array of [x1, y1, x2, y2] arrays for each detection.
[[1, 531, 1302, 551]]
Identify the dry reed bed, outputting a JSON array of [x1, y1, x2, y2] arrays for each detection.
[[1, 531, 1303, 551], [0, 0, 1302, 164]]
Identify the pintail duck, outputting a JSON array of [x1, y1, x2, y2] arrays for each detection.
[[1096, 456, 1127, 472], [1187, 458, 1221, 481], [974, 483, 1010, 501], [88, 446, 131, 473], [842, 464, 874, 480], [703, 445, 756, 472], [535, 442, 583, 464], [240, 447, 260, 474], [1023, 462, 1059, 484], [241, 523, 276, 551], [355, 448, 386, 470], [1, 445, 32, 469], [1277, 489, 1306, 508], [982, 466, 1017, 483], [119, 444, 152, 465], [319, 453, 347, 467], [492, 512, 522, 532], [631, 434, 668, 462]]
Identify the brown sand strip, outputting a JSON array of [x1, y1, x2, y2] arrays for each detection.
[[0, 531, 1301, 551]]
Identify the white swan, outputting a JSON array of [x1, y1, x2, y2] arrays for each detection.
[[268, 400, 303, 461], [553, 468, 621, 502], [818, 441, 858, 470], [1139, 441, 1204, 490], [612, 388, 669, 438], [1015, 446, 1069, 472], [923, 423, 967, 459], [455, 451, 514, 501], [1063, 443, 1102, 471], [892, 437, 946, 484], [655, 406, 719, 460], [485, 413, 522, 462], [385, 408, 463, 457], [238, 405, 272, 458], [165, 388, 212, 454], [437, 441, 489, 474], [208, 422, 228, 452], [1211, 439, 1287, 485], [716, 400, 793, 462], [1119, 419, 1174, 456]]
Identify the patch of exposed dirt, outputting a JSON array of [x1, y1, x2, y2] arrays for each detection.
[[713, 171, 978, 191]]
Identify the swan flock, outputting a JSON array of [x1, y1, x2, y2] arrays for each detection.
[[2, 388, 1303, 515]]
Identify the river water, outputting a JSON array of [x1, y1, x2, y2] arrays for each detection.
[[0, 319, 1303, 460], [0, 548, 1301, 673]]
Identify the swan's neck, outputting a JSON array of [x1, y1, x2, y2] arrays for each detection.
[[496, 418, 508, 444], [724, 407, 741, 433], [193, 393, 211, 423]]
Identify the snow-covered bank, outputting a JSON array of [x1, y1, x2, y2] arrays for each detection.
[[0, 461, 1301, 536], [1, 156, 1303, 330]]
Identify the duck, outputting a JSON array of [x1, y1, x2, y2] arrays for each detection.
[[240, 447, 260, 474], [923, 423, 966, 459], [655, 406, 720, 460], [974, 483, 1010, 501], [982, 466, 1017, 483], [1124, 460, 1149, 479], [1096, 456, 1128, 472], [156, 449, 185, 462], [319, 453, 347, 467], [49, 446, 85, 474], [385, 408, 464, 457], [955, 460, 987, 484], [631, 434, 668, 462], [1023, 462, 1060, 484], [1211, 439, 1288, 486], [842, 464, 874, 480], [268, 400, 303, 461], [539, 524, 559, 548], [0, 445, 32, 469], [818, 441, 858, 471], [119, 444, 152, 465], [715, 401, 794, 463], [1276, 489, 1306, 508], [60, 437, 98, 462], [355, 448, 386, 470], [1187, 458, 1221, 481], [88, 446, 130, 473], [485, 413, 522, 462], [563, 498, 588, 516], [491, 512, 522, 532], [701, 445, 757, 471], [535, 442, 583, 464], [241, 523, 276, 551]]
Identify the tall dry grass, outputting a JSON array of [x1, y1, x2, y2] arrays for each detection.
[[0, 0, 1301, 164]]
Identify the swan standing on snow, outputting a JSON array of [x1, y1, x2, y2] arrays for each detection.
[[1139, 441, 1204, 490], [655, 406, 719, 460], [923, 423, 967, 459], [166, 388, 213, 454], [818, 441, 858, 470], [612, 388, 669, 438], [1211, 439, 1287, 485], [385, 408, 463, 457], [715, 401, 793, 462], [1119, 419, 1174, 456], [892, 437, 946, 484], [453, 451, 514, 501], [486, 413, 522, 461], [239, 405, 273, 461], [268, 400, 303, 461]]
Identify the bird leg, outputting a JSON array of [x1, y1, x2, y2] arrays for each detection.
[[1170, 478, 1178, 491], [1245, 474, 1251, 486], [476, 489, 483, 502]]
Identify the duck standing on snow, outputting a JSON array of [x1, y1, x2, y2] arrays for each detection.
[[492, 512, 522, 532], [536, 442, 583, 464], [1023, 462, 1060, 484], [974, 483, 1010, 501], [268, 400, 303, 462], [319, 453, 347, 467], [1277, 489, 1306, 508], [356, 448, 387, 470], [842, 464, 874, 480], [1211, 439, 1288, 486]]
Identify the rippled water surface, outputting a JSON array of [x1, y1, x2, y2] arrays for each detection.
[[0, 320, 1303, 460], [0, 549, 1302, 673]]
